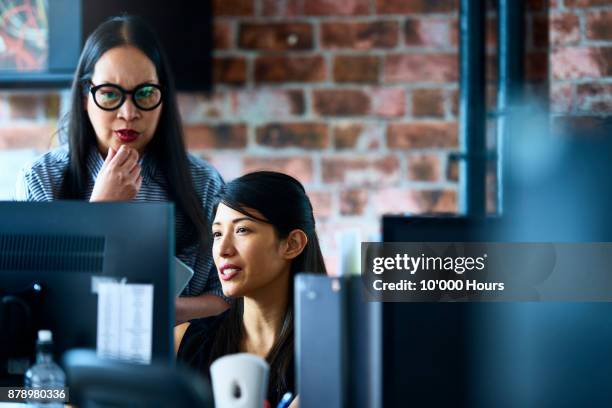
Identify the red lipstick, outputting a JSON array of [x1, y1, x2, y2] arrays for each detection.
[[115, 129, 139, 143]]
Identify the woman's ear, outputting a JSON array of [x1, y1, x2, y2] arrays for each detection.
[[282, 229, 308, 260]]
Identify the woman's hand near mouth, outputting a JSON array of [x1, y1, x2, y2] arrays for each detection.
[[90, 144, 142, 202]]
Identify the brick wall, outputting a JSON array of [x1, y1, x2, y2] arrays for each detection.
[[0, 0, 610, 275], [549, 0, 612, 130], [186, 0, 468, 274]]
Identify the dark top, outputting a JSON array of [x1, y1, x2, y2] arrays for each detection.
[[177, 311, 295, 406]]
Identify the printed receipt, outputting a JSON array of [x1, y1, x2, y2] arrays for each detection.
[[96, 280, 154, 364]]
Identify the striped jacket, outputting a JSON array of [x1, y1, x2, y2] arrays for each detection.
[[15, 145, 225, 298]]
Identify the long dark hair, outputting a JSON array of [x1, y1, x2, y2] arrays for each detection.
[[59, 15, 207, 250], [209, 171, 327, 404]]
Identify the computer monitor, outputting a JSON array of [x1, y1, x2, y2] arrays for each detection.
[[295, 274, 381, 408], [0, 202, 175, 386]]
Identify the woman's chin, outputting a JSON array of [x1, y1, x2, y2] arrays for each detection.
[[221, 284, 243, 298]]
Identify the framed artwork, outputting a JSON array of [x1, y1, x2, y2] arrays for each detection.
[[0, 0, 81, 88]]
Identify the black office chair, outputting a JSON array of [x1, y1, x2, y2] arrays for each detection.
[[63, 349, 212, 408]]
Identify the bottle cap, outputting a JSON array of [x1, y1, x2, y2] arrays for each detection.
[[38, 330, 52, 342]]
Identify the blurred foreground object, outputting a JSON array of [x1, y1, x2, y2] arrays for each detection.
[[63, 349, 212, 408]]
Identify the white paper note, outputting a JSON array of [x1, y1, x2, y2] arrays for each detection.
[[96, 281, 154, 364]]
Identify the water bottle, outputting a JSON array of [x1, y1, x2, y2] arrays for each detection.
[[24, 330, 66, 408]]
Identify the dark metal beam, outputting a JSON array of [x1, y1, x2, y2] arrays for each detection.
[[497, 0, 526, 214], [459, 0, 487, 216]]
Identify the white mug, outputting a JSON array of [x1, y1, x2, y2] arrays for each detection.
[[210, 353, 270, 408]]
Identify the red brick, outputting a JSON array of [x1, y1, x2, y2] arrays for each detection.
[[201, 153, 243, 181], [486, 18, 498, 49], [243, 156, 313, 184], [321, 21, 399, 49], [0, 125, 55, 150], [576, 82, 612, 100], [333, 123, 384, 150], [309, 191, 333, 219], [256, 123, 329, 149], [575, 82, 612, 112], [599, 48, 612, 76], [8, 95, 39, 120], [527, 0, 546, 10], [213, 57, 247, 85], [404, 19, 452, 48], [532, 15, 549, 49], [446, 155, 459, 181], [262, 0, 281, 16], [238, 23, 313, 50], [587, 10, 612, 40], [486, 54, 498, 82], [371, 88, 406, 118], [334, 124, 363, 149], [43, 94, 60, 119], [214, 21, 232, 49], [407, 154, 441, 181], [178, 93, 226, 121], [550, 47, 591, 80], [212, 0, 254, 16], [486, 84, 498, 111], [450, 89, 459, 116], [302, 0, 370, 16], [340, 189, 369, 215], [387, 122, 458, 149], [565, 0, 612, 7], [550, 83, 575, 114], [384, 54, 458, 83], [255, 56, 326, 83], [333, 55, 380, 83], [551, 12, 580, 46], [231, 89, 304, 118], [590, 100, 612, 112], [413, 89, 445, 117], [377, 0, 457, 14], [184, 124, 247, 149], [371, 188, 457, 215], [322, 155, 401, 186], [525, 51, 548, 81], [313, 90, 371, 116]]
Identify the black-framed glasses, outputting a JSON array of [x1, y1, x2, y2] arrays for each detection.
[[89, 82, 163, 111]]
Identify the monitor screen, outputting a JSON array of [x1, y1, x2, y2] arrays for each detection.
[[0, 201, 175, 386]]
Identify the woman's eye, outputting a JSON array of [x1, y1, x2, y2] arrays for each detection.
[[212, 231, 222, 238], [137, 87, 153, 97], [236, 226, 250, 234]]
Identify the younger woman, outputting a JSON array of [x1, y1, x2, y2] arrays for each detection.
[[177, 171, 327, 407]]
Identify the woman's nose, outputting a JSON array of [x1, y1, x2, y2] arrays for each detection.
[[117, 97, 141, 121], [217, 234, 236, 258]]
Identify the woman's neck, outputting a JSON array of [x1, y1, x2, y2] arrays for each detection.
[[241, 269, 290, 358]]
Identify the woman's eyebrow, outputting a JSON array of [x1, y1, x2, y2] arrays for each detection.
[[94, 79, 159, 86], [212, 217, 256, 226]]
